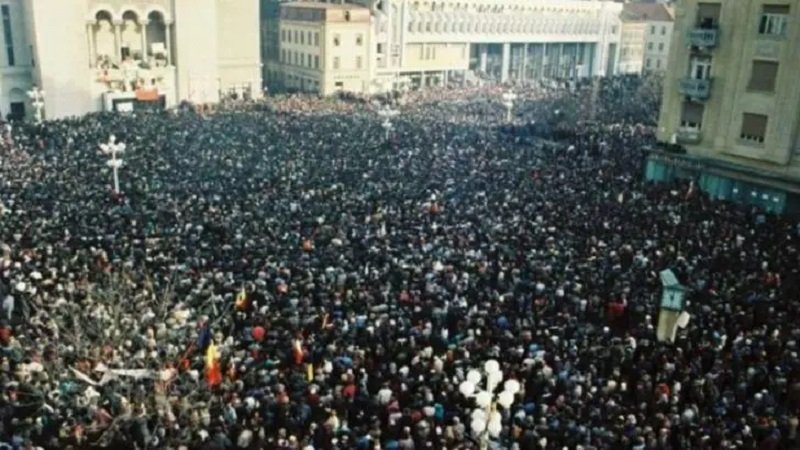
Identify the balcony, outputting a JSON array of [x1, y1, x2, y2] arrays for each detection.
[[679, 78, 712, 100], [676, 127, 702, 144], [688, 28, 719, 49]]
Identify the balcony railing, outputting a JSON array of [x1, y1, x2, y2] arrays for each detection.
[[688, 28, 718, 49], [679, 78, 712, 100], [676, 127, 702, 144]]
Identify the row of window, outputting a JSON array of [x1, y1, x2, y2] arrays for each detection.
[[410, 1, 589, 15], [696, 3, 789, 37], [282, 54, 363, 71], [331, 56, 363, 70], [681, 103, 770, 145], [280, 49, 320, 70], [645, 58, 662, 70], [650, 25, 668, 36], [333, 34, 363, 47], [281, 29, 320, 47], [647, 42, 666, 52], [406, 19, 596, 35]]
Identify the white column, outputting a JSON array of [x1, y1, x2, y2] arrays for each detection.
[[165, 21, 173, 66], [113, 20, 123, 63], [501, 43, 510, 83], [86, 22, 95, 68], [140, 19, 149, 63], [520, 44, 528, 81], [479, 44, 488, 72]]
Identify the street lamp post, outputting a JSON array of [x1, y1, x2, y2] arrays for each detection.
[[501, 90, 517, 123], [100, 135, 127, 194], [459, 359, 521, 450], [377, 106, 399, 141], [27, 86, 45, 124]]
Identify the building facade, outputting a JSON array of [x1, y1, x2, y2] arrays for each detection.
[[0, 0, 261, 120], [650, 0, 800, 214], [279, 2, 371, 95], [619, 3, 673, 75], [266, 0, 624, 95]]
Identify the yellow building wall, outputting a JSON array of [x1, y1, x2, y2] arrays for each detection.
[[322, 21, 371, 95], [658, 0, 800, 180], [403, 43, 470, 72]]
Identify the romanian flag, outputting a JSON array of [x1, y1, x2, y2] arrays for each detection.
[[235, 287, 249, 311], [292, 338, 304, 365], [205, 342, 222, 387]]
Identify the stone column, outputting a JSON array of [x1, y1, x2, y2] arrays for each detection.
[[140, 19, 149, 63], [86, 22, 96, 67], [520, 43, 528, 81], [501, 42, 510, 83], [165, 20, 173, 66], [479, 44, 488, 72], [113, 20, 123, 63]]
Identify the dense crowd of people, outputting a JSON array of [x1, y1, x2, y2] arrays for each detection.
[[0, 76, 799, 450]]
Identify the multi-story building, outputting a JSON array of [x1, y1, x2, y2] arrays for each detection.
[[0, 0, 261, 120], [279, 2, 371, 95], [619, 3, 673, 75], [650, 0, 800, 214], [267, 0, 624, 95], [367, 0, 623, 91], [262, 0, 288, 92]]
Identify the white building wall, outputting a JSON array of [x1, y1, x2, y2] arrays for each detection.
[[366, 0, 622, 89], [0, 0, 33, 119], [174, 0, 219, 104], [217, 0, 262, 98], [26, 0, 93, 118], [643, 20, 673, 73]]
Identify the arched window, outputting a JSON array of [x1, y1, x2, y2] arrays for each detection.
[[93, 11, 115, 63], [146, 11, 170, 65]]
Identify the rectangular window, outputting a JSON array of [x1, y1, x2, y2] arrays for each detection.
[[658, 43, 664, 51], [748, 60, 779, 92], [1, 5, 14, 67], [697, 3, 721, 28], [300, 31, 305, 45], [740, 113, 768, 143], [661, 26, 667, 35], [648, 42, 654, 51], [287, 29, 292, 43], [377, 43, 385, 54], [333, 34, 340, 46], [314, 32, 319, 46], [759, 6, 789, 36], [681, 102, 704, 129], [294, 30, 299, 43], [333, 56, 340, 70], [356, 56, 362, 69], [651, 25, 656, 34], [690, 57, 712, 79], [646, 58, 652, 68], [356, 34, 363, 46], [307, 31, 312, 45], [314, 55, 319, 69]]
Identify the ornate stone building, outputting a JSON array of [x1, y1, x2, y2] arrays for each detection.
[[0, 0, 261, 119]]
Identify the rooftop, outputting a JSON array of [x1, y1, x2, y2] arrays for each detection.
[[622, 3, 673, 22]]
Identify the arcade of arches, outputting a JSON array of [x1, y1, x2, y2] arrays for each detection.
[[88, 10, 172, 69]]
